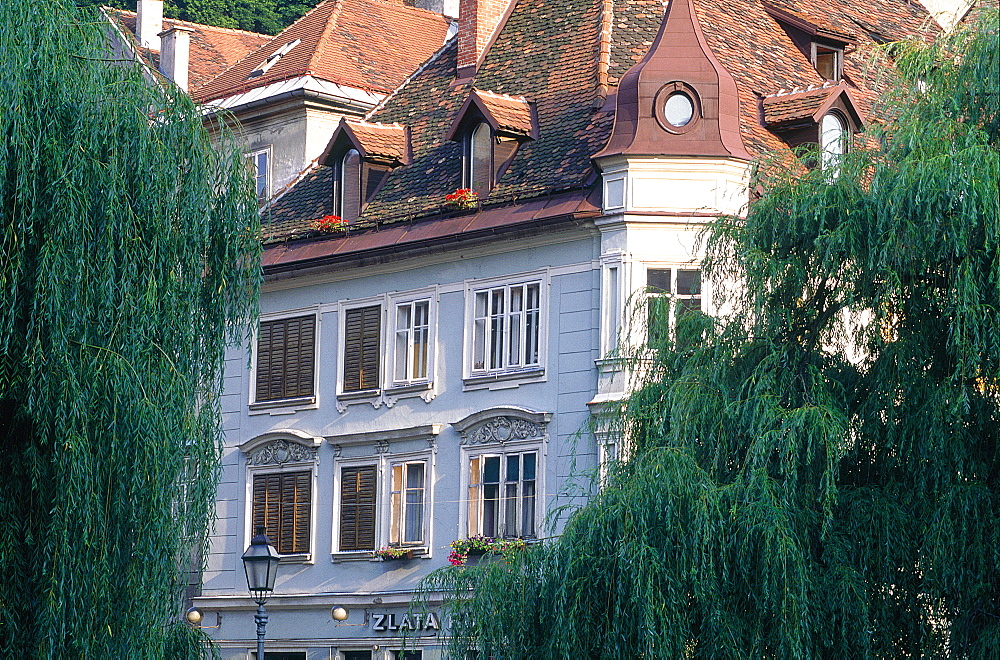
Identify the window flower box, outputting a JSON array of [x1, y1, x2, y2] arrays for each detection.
[[313, 214, 347, 233], [448, 536, 526, 566], [374, 546, 416, 561], [445, 188, 478, 210]]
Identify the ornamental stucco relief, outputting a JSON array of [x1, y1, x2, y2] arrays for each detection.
[[463, 416, 543, 445], [248, 439, 317, 466]]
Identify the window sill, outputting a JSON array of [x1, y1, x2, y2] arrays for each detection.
[[463, 367, 545, 391], [330, 548, 429, 563], [384, 381, 436, 406], [248, 396, 317, 415], [335, 388, 381, 412], [277, 553, 313, 564]]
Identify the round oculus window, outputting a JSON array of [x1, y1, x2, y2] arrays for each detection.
[[664, 92, 695, 128]]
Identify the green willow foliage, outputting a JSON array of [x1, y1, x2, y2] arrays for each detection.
[[0, 1, 260, 657], [420, 11, 999, 659]]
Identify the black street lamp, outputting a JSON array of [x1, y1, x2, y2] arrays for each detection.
[[242, 527, 280, 660]]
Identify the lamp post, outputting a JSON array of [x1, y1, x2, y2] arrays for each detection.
[[242, 527, 280, 660]]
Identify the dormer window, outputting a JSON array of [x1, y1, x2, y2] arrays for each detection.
[[467, 122, 493, 196], [319, 119, 411, 226], [249, 39, 301, 79], [762, 84, 864, 172], [812, 43, 843, 81], [448, 89, 538, 199], [820, 111, 848, 172], [337, 148, 363, 224]]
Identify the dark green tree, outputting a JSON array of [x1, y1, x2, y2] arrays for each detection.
[[78, 0, 313, 35], [0, 1, 259, 656], [420, 11, 999, 659]]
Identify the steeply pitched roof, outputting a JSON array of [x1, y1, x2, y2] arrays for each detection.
[[266, 0, 934, 249], [193, 0, 452, 102], [106, 9, 270, 92]]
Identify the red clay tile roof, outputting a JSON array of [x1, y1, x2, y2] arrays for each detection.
[[762, 2, 857, 42], [762, 83, 864, 126], [266, 0, 935, 247], [192, 0, 452, 102], [466, 89, 538, 138], [339, 120, 410, 163], [106, 9, 270, 92]]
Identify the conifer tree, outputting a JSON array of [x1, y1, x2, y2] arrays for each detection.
[[421, 10, 999, 659], [0, 1, 259, 656]]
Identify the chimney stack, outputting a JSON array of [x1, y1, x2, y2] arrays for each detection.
[[136, 0, 164, 51], [159, 26, 194, 92], [457, 0, 513, 76]]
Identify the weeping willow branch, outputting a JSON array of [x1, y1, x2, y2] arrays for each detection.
[[0, 1, 260, 657]]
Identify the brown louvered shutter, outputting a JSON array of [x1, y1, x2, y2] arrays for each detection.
[[252, 471, 311, 554], [339, 465, 377, 551], [255, 315, 316, 402], [343, 306, 380, 392]]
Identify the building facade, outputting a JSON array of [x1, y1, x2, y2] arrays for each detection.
[[186, 0, 937, 657]]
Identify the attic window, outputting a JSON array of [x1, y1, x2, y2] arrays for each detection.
[[653, 82, 702, 134], [337, 149, 363, 224], [820, 111, 848, 173], [250, 38, 301, 79], [812, 43, 842, 81], [467, 122, 492, 196]]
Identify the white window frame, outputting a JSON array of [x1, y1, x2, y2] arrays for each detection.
[[820, 111, 848, 175], [462, 439, 543, 540], [245, 146, 271, 203], [601, 256, 625, 358], [336, 289, 439, 410], [387, 456, 430, 548], [463, 270, 549, 386], [387, 287, 438, 389], [248, 306, 320, 413], [641, 263, 704, 345], [327, 426, 439, 561], [240, 432, 322, 564]]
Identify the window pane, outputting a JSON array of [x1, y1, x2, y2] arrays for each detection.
[[522, 453, 536, 481], [821, 113, 846, 172], [341, 149, 362, 223], [677, 269, 701, 296], [490, 289, 505, 369], [412, 301, 429, 379], [404, 463, 424, 544], [647, 268, 671, 293], [470, 122, 492, 196], [526, 284, 540, 365], [394, 305, 411, 381]]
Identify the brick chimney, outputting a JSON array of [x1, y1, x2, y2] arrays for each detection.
[[457, 0, 514, 76], [159, 26, 193, 92], [136, 0, 163, 51]]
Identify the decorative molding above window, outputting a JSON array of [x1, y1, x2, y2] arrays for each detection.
[[453, 406, 552, 446], [326, 423, 443, 454], [239, 429, 322, 464]]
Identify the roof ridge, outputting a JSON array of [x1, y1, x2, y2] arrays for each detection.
[[764, 80, 845, 98], [310, 0, 346, 77], [348, 119, 405, 129]]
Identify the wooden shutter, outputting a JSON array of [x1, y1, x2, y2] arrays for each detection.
[[252, 471, 311, 554], [343, 306, 381, 392], [255, 315, 315, 402], [340, 465, 377, 551]]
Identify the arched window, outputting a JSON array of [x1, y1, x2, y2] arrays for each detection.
[[467, 122, 492, 197], [338, 148, 362, 223], [820, 112, 847, 173]]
